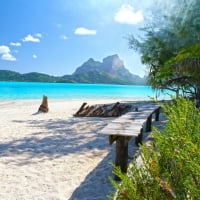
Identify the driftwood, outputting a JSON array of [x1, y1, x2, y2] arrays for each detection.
[[74, 102, 87, 116], [74, 102, 132, 117], [38, 95, 49, 113]]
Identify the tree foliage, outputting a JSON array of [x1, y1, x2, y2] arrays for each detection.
[[110, 98, 200, 199], [129, 0, 200, 102]]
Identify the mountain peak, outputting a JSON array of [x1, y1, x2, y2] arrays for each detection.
[[73, 58, 101, 75], [72, 55, 146, 84], [102, 54, 124, 72], [86, 58, 95, 63]]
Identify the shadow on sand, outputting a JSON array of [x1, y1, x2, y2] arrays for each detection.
[[69, 149, 115, 200], [0, 116, 120, 198], [0, 117, 113, 165], [0, 115, 139, 199], [68, 137, 138, 200]]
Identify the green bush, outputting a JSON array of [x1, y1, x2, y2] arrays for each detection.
[[110, 98, 200, 200]]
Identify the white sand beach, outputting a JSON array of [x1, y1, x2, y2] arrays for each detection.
[[0, 99, 165, 200]]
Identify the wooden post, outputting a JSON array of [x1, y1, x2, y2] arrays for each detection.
[[155, 107, 160, 121], [115, 136, 128, 180], [135, 128, 143, 146], [38, 95, 49, 113], [146, 114, 152, 132]]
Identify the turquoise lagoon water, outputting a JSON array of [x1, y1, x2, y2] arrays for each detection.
[[0, 82, 172, 100]]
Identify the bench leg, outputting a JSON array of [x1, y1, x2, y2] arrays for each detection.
[[146, 114, 152, 132], [155, 107, 160, 121], [115, 136, 129, 180], [135, 128, 143, 146]]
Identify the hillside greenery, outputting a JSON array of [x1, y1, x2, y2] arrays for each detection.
[[0, 69, 144, 85]]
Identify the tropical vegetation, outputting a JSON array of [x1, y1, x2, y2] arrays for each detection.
[[129, 0, 200, 106], [110, 98, 200, 199], [110, 0, 200, 199]]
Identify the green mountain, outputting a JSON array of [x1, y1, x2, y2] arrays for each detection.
[[0, 70, 59, 82], [0, 55, 147, 85], [0, 70, 22, 81], [73, 55, 146, 84]]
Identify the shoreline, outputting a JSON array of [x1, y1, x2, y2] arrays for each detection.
[[0, 99, 164, 199]]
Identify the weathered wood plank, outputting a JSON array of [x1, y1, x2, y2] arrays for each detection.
[[99, 103, 161, 177], [99, 103, 161, 137], [100, 129, 141, 136], [104, 122, 143, 129]]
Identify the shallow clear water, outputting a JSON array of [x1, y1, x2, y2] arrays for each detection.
[[0, 82, 172, 100]]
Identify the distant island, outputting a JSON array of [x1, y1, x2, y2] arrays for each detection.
[[0, 54, 147, 85]]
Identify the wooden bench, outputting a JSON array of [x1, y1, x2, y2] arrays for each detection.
[[99, 102, 161, 178]]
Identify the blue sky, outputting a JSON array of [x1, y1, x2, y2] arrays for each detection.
[[0, 0, 156, 77]]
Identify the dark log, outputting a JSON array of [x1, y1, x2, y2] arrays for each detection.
[[86, 105, 103, 117], [115, 136, 129, 180], [107, 108, 120, 117], [85, 105, 97, 116], [74, 102, 132, 117], [92, 106, 103, 116], [110, 102, 120, 110], [109, 102, 121, 116], [74, 102, 87, 116], [79, 105, 94, 116], [38, 95, 49, 113]]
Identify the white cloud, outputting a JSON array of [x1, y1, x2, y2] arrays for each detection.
[[22, 34, 41, 43], [10, 42, 21, 46], [1, 53, 16, 61], [35, 33, 42, 38], [74, 27, 97, 35], [0, 45, 10, 54], [60, 34, 68, 40], [0, 45, 16, 61], [114, 4, 144, 25], [32, 54, 37, 59]]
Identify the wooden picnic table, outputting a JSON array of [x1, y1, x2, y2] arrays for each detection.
[[99, 102, 161, 178]]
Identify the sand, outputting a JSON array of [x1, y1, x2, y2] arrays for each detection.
[[0, 99, 165, 200]]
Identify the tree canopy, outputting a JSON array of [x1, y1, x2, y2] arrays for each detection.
[[129, 0, 200, 104]]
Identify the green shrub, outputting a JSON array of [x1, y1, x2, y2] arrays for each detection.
[[109, 98, 200, 200]]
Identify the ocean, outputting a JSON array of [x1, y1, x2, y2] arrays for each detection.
[[0, 81, 172, 100]]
